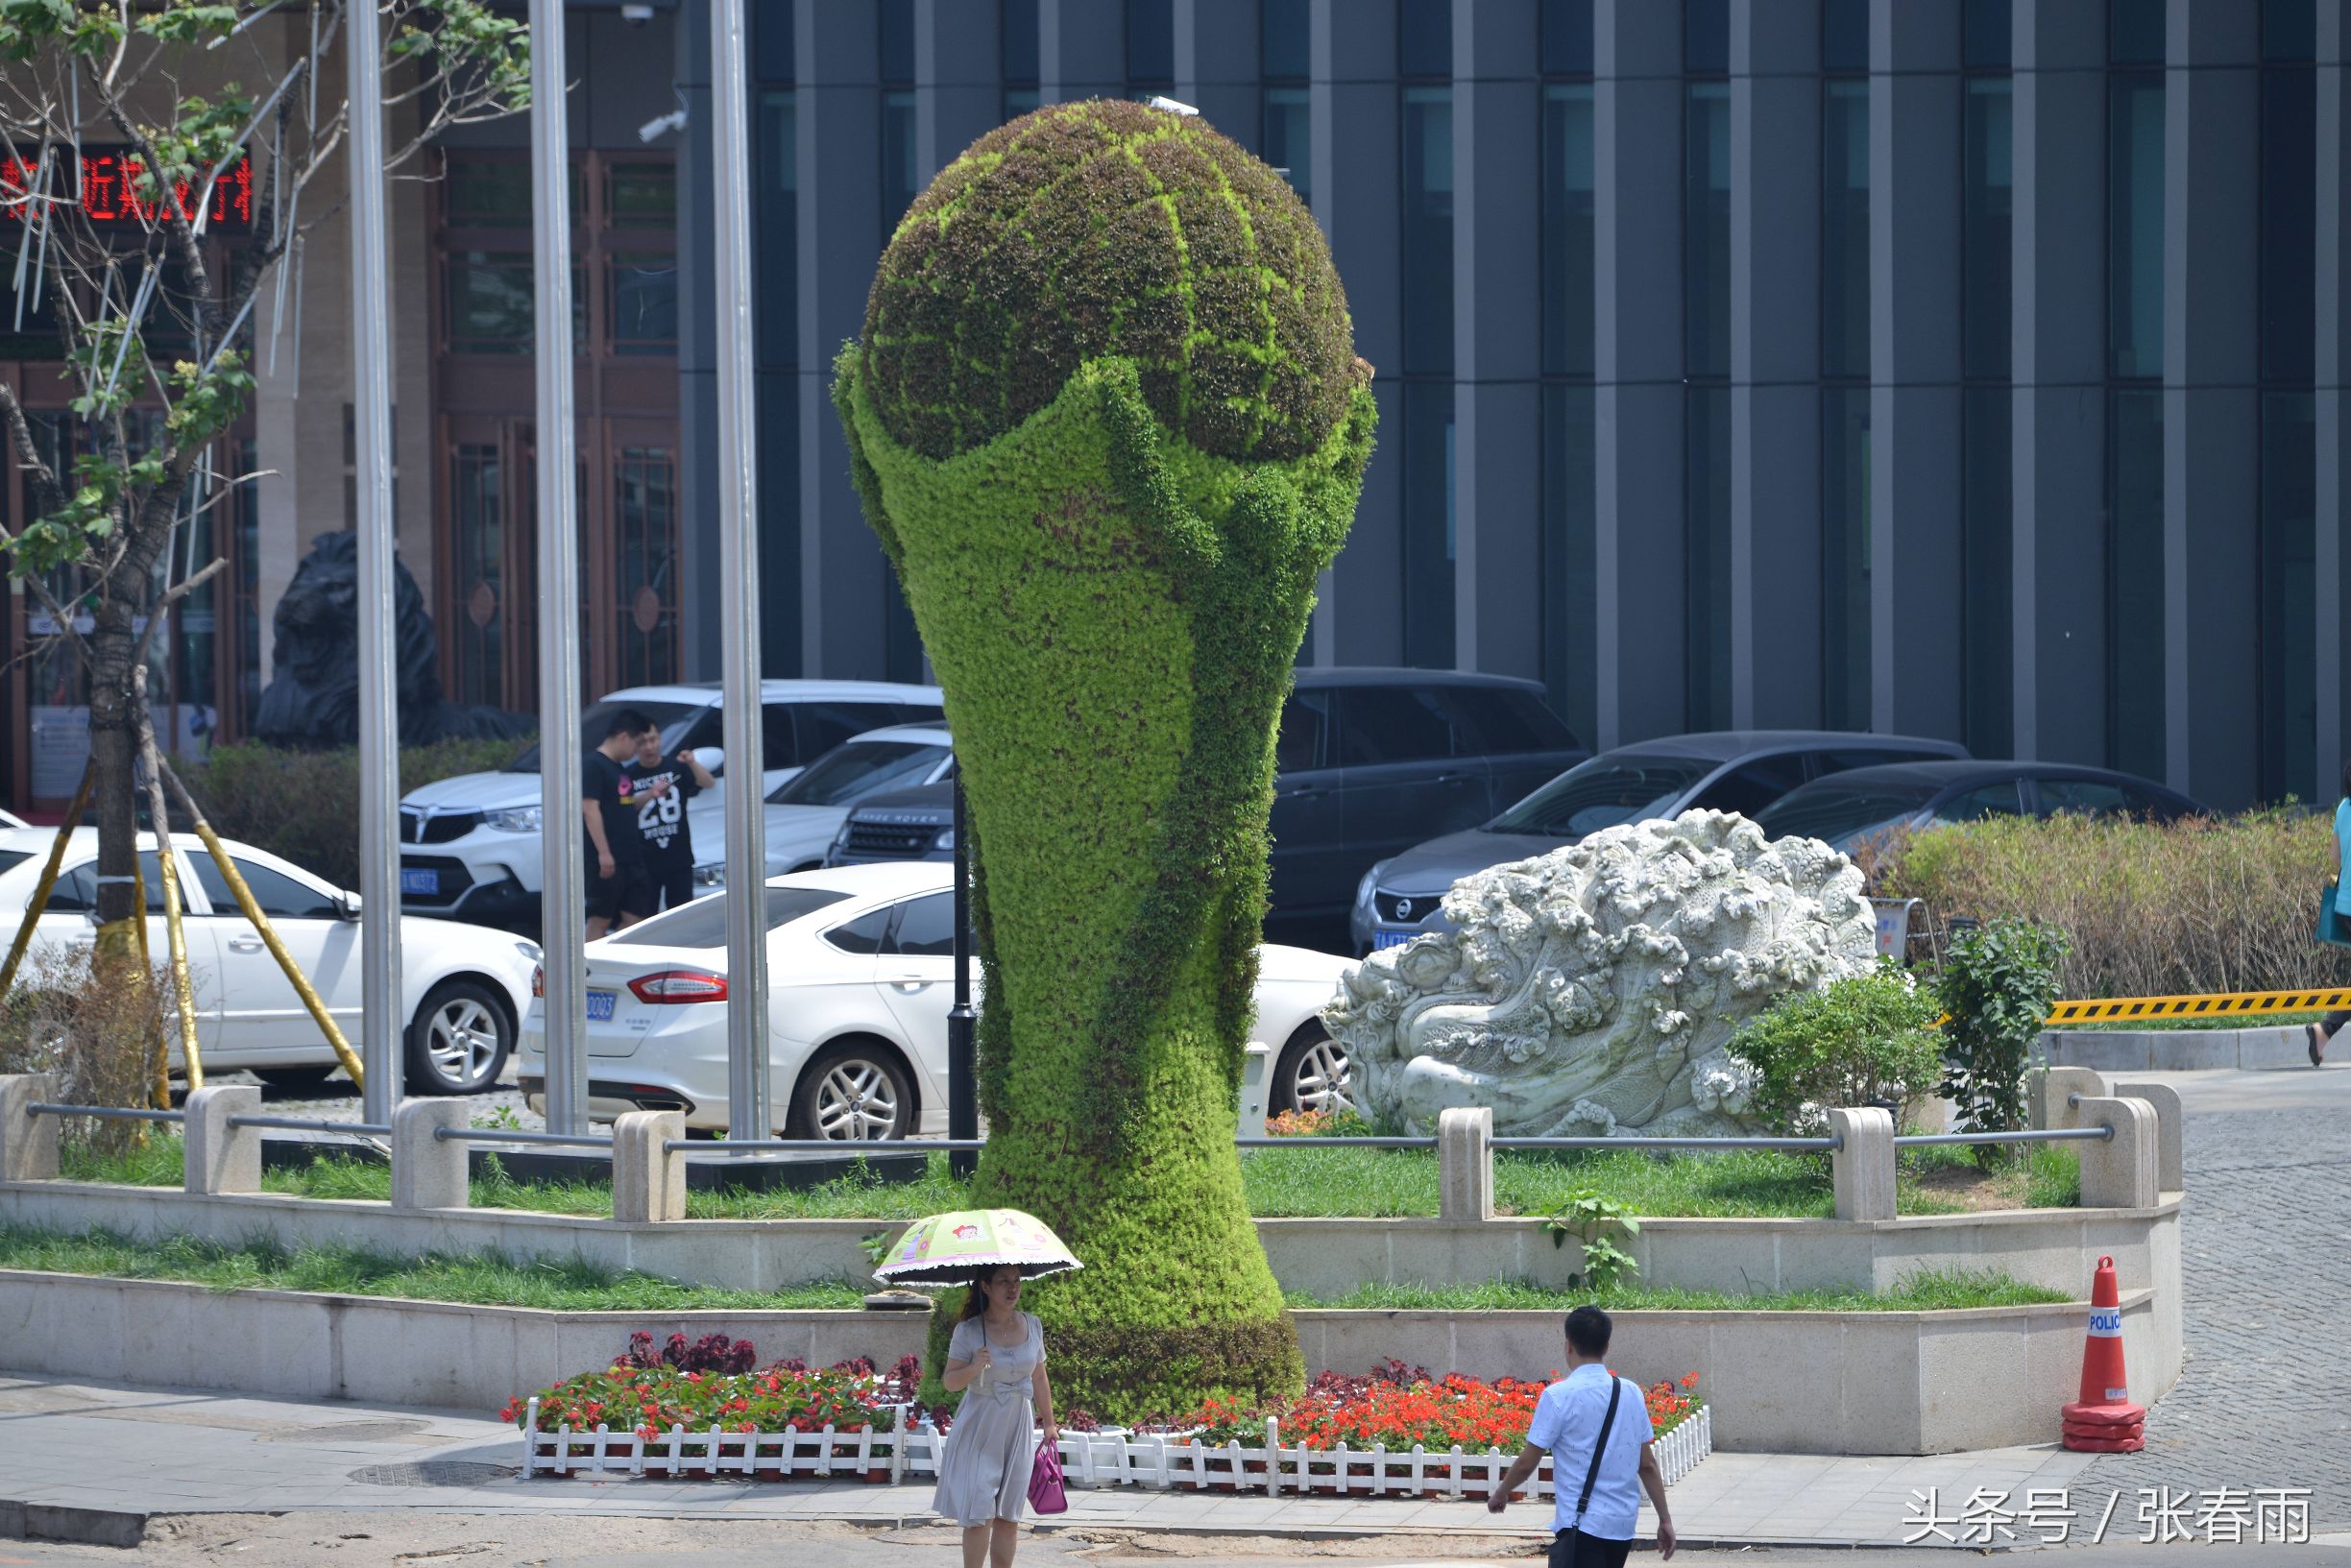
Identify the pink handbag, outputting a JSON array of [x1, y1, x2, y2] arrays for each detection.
[[1028, 1436, 1068, 1515]]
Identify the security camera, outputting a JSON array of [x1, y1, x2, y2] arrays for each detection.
[[639, 107, 688, 143], [1147, 96, 1200, 117], [621, 3, 655, 25]]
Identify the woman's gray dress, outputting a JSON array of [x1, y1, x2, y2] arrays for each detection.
[[933, 1313, 1044, 1527]]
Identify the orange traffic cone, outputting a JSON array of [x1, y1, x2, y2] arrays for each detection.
[[2061, 1254, 2145, 1452]]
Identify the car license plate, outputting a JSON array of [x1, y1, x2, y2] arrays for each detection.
[[1372, 929, 1415, 951], [586, 989, 618, 1022], [400, 868, 440, 896]]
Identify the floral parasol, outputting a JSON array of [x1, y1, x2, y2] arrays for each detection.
[[872, 1208, 1082, 1286]]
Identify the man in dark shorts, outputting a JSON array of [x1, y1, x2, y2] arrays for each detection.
[[624, 729, 718, 915], [584, 710, 657, 940]]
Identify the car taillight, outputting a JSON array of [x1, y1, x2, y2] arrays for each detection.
[[530, 965, 544, 998], [628, 970, 729, 1004]]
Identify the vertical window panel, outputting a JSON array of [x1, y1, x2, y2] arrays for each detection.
[[1265, 86, 1311, 203], [1540, 0, 1592, 76], [1684, 83, 1731, 380], [1542, 385, 1597, 749], [1822, 0, 1869, 73], [2109, 0, 2167, 66], [1126, 0, 1173, 87], [1963, 0, 2012, 68], [2106, 390, 2165, 777], [882, 91, 918, 241], [1264, 0, 1311, 80], [1821, 388, 1872, 730], [1542, 84, 1594, 379], [1684, 0, 1728, 74], [2260, 56, 2316, 385], [1401, 85, 1455, 376], [2108, 74, 2165, 379], [759, 91, 798, 369], [1404, 383, 1457, 669], [880, 0, 915, 84], [1962, 387, 2013, 757], [450, 444, 504, 708], [615, 446, 679, 690], [1822, 81, 1871, 381], [2259, 392, 2316, 800], [1685, 386, 1732, 730], [1400, 0, 1452, 77], [1963, 80, 2013, 381]]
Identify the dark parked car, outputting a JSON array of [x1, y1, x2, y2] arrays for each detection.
[[827, 668, 1585, 948], [1753, 760, 2207, 855], [1349, 730, 1972, 953]]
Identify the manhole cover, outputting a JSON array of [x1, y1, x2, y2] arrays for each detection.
[[346, 1461, 520, 1487], [258, 1419, 430, 1444]]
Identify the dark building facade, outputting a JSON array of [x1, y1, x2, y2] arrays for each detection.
[[17, 0, 2330, 816], [661, 0, 2350, 814]]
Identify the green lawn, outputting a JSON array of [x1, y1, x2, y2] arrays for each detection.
[[1286, 1266, 2072, 1313], [0, 1221, 2068, 1315], [0, 1222, 864, 1311], [60, 1136, 2080, 1221]]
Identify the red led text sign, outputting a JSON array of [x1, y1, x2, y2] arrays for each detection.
[[1, 152, 253, 229]]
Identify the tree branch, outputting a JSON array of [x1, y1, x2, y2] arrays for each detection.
[[85, 60, 226, 341], [0, 376, 61, 519], [131, 554, 227, 675]]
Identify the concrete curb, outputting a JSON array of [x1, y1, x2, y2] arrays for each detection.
[[0, 1497, 151, 1549], [2041, 1025, 2316, 1072]]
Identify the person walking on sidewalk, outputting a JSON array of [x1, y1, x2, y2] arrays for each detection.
[[2313, 759, 2351, 1067], [1488, 1306, 1677, 1566], [934, 1265, 1059, 1568]]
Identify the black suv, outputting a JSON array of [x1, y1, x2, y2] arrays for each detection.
[[826, 668, 1584, 948]]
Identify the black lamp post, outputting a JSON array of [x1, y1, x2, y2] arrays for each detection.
[[948, 772, 978, 1178]]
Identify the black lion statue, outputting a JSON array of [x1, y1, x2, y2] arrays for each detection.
[[253, 531, 534, 748]]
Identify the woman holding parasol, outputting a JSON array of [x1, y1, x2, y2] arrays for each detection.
[[877, 1210, 1078, 1568]]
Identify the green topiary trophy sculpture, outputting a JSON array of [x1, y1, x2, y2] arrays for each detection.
[[834, 98, 1375, 1420]]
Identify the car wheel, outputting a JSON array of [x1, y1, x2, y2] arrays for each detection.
[[405, 979, 513, 1096], [786, 1041, 913, 1142], [252, 1066, 339, 1092], [1271, 1025, 1352, 1116]]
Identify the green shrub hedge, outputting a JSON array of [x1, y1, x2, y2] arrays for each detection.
[[1728, 965, 1946, 1136], [176, 736, 529, 888], [1875, 808, 2351, 1001]]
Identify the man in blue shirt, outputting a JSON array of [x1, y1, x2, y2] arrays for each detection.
[[1488, 1306, 1678, 1565]]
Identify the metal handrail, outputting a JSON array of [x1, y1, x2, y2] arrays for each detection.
[[432, 1127, 615, 1149], [1493, 1135, 1842, 1152], [28, 1102, 183, 1124], [663, 1137, 990, 1155], [1895, 1126, 2112, 1147], [1235, 1135, 1435, 1149], [224, 1115, 391, 1137]]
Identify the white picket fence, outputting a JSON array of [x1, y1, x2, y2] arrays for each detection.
[[521, 1398, 1711, 1496]]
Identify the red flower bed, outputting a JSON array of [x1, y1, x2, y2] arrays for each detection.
[[504, 1353, 929, 1443], [1178, 1362, 1703, 1451]]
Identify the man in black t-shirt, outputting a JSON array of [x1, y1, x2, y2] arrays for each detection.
[[584, 710, 658, 939], [624, 730, 718, 915]]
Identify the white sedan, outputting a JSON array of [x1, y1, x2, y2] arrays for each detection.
[[517, 862, 1357, 1138], [0, 829, 539, 1095]]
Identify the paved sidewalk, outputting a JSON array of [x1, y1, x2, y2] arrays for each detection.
[[2079, 1066, 2351, 1531], [0, 1371, 2111, 1549]]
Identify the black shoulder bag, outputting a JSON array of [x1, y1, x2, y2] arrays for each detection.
[[1548, 1377, 1623, 1568]]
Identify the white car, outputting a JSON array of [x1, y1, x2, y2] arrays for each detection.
[[517, 862, 1357, 1138], [738, 724, 957, 882], [398, 679, 943, 926], [0, 808, 26, 830], [0, 829, 539, 1095]]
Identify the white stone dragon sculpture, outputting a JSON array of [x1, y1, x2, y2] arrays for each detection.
[[1321, 811, 1877, 1137]]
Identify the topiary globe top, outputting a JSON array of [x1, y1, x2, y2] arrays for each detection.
[[860, 97, 1358, 464]]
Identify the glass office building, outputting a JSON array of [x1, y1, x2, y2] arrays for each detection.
[[13, 0, 2336, 815], [686, 0, 2346, 814]]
